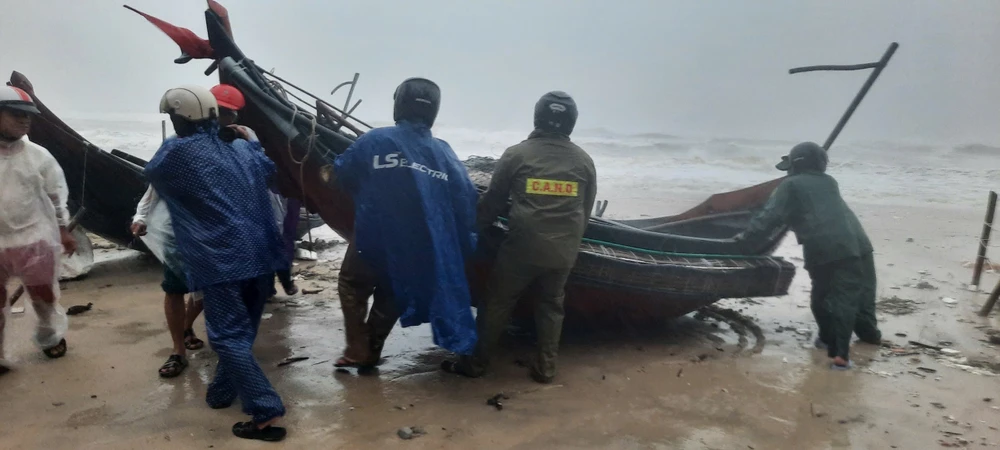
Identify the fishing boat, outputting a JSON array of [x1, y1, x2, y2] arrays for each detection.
[[9, 71, 326, 251], [8, 71, 150, 252], [128, 1, 892, 322]]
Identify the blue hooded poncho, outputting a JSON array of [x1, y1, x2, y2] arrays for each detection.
[[144, 123, 284, 290], [333, 120, 478, 355]]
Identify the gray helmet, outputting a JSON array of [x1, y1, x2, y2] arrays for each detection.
[[534, 91, 578, 135], [393, 77, 440, 127], [0, 85, 40, 115], [776, 141, 828, 173]]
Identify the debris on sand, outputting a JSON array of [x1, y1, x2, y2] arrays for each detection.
[[878, 296, 922, 315], [909, 341, 942, 351], [986, 330, 1000, 345], [937, 356, 1000, 377], [915, 281, 938, 290], [397, 426, 426, 440], [277, 356, 309, 367], [697, 306, 766, 354], [301, 288, 324, 295], [486, 393, 509, 411], [294, 249, 318, 261], [297, 239, 342, 252], [837, 414, 866, 425], [965, 358, 1000, 373], [940, 297, 957, 306], [66, 302, 93, 315]]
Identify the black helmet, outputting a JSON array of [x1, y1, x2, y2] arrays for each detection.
[[534, 91, 578, 136], [776, 141, 828, 174], [393, 77, 440, 127]]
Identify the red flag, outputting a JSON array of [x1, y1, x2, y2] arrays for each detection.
[[124, 5, 214, 59]]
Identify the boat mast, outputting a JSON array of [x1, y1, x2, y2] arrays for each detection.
[[789, 42, 899, 151]]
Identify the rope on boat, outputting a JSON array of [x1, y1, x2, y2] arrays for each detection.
[[581, 237, 778, 261], [284, 100, 321, 250], [494, 217, 778, 260]]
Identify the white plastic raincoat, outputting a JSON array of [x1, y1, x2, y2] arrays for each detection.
[[0, 136, 70, 364]]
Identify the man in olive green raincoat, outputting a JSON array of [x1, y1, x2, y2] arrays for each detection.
[[735, 141, 880, 370], [443, 91, 597, 383]]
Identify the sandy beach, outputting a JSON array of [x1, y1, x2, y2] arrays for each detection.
[[2, 195, 999, 450]]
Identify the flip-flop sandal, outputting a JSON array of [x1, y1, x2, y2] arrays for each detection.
[[334, 356, 368, 368], [183, 329, 205, 350], [831, 360, 855, 371], [158, 354, 188, 378], [0, 359, 12, 376], [208, 398, 234, 409], [440, 360, 479, 378], [283, 284, 299, 296], [232, 421, 287, 442], [42, 339, 67, 359]]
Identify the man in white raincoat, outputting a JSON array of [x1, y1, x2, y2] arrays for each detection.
[[0, 85, 76, 375]]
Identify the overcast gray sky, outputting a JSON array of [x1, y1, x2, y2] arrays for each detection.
[[2, 0, 999, 145]]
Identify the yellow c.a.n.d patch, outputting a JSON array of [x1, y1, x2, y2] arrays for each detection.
[[525, 178, 579, 197]]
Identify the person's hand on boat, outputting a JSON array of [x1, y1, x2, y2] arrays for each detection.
[[228, 124, 250, 141], [130, 222, 147, 237], [60, 227, 78, 256]]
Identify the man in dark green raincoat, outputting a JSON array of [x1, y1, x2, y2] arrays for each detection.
[[443, 91, 597, 383], [735, 142, 880, 370]]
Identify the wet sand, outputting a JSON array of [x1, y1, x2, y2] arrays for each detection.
[[2, 200, 1000, 449]]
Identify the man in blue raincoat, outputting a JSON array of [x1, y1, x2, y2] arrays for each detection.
[[144, 85, 287, 442], [330, 77, 479, 370]]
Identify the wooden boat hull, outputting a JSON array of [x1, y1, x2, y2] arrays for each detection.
[[9, 71, 149, 252], [217, 57, 795, 322]]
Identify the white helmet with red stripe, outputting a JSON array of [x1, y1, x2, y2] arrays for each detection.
[[0, 85, 40, 114], [159, 85, 218, 121]]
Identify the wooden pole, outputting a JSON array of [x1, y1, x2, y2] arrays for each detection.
[[161, 119, 166, 142], [978, 277, 1000, 317], [972, 190, 998, 287], [790, 42, 899, 151]]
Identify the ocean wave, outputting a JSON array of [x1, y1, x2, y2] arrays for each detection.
[[952, 143, 1000, 156], [47, 119, 998, 211]]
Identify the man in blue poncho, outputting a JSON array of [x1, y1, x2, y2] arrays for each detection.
[[144, 85, 287, 442], [330, 77, 479, 370]]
